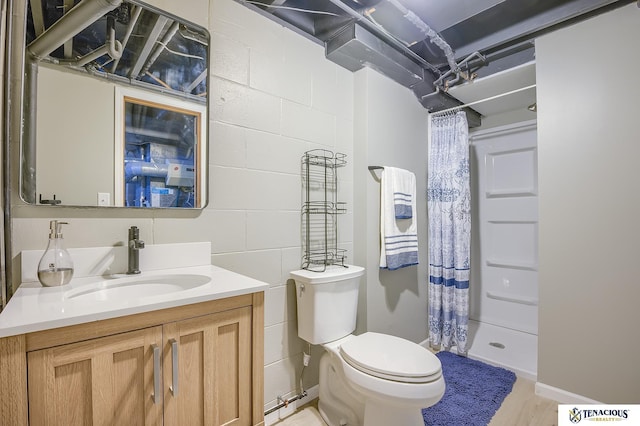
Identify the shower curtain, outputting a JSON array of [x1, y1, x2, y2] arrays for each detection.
[[428, 111, 471, 354]]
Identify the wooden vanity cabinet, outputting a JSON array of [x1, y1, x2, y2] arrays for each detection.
[[0, 293, 264, 426], [27, 326, 164, 425], [162, 306, 252, 425]]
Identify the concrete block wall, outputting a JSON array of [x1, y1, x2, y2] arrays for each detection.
[[10, 0, 355, 410]]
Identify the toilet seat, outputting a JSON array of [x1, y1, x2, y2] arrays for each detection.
[[339, 332, 441, 383]]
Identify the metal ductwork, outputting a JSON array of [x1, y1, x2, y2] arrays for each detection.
[[238, 0, 635, 126], [325, 22, 482, 127]]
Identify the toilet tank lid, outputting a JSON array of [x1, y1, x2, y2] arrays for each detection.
[[290, 265, 364, 284]]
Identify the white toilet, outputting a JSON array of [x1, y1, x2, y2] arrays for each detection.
[[291, 265, 445, 426]]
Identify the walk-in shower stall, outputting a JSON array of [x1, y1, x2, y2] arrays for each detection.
[[446, 63, 539, 380]]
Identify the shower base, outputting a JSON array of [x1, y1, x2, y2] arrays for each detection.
[[440, 320, 537, 381], [465, 320, 537, 380]]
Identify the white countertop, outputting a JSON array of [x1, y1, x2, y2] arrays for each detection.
[[0, 264, 269, 339]]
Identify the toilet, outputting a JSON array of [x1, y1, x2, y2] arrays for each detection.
[[291, 265, 445, 426]]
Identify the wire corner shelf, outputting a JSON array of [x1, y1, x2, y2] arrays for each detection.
[[301, 149, 347, 272]]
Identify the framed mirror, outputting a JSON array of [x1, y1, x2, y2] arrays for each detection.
[[17, 0, 209, 208]]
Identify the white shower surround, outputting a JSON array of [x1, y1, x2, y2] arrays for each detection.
[[469, 120, 538, 379]]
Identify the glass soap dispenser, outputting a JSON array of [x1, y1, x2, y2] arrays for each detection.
[[37, 220, 74, 287]]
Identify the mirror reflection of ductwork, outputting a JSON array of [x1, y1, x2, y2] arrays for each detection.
[[27, 0, 123, 60], [125, 161, 195, 208], [125, 162, 195, 187]]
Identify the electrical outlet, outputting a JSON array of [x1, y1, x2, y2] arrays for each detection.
[[97, 192, 111, 206]]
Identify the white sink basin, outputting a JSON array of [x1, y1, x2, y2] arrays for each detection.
[[65, 273, 212, 302]]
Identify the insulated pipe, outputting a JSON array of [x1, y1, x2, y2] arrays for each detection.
[[27, 0, 122, 60], [106, 17, 123, 60], [72, 41, 120, 66], [385, 0, 458, 73], [59, 19, 123, 67], [110, 4, 142, 73]]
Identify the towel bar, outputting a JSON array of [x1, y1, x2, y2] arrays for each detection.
[[368, 166, 383, 170]]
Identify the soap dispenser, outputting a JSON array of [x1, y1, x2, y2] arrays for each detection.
[[37, 221, 74, 287]]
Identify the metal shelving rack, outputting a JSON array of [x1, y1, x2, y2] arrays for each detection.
[[301, 149, 347, 271]]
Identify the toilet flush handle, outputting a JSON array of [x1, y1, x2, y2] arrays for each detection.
[[298, 283, 305, 298]]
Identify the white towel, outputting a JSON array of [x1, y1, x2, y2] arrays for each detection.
[[389, 167, 415, 219], [380, 167, 418, 270]]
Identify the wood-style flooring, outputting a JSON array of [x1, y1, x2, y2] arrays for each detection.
[[272, 377, 559, 426]]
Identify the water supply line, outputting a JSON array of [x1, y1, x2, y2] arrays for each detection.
[[433, 51, 486, 90], [263, 343, 311, 417]]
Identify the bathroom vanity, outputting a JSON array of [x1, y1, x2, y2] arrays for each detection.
[[0, 243, 268, 426]]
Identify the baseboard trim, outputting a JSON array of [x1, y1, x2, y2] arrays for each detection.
[[535, 382, 602, 404], [264, 385, 319, 426]]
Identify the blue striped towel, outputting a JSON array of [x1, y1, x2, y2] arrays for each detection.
[[394, 191, 413, 219], [389, 167, 415, 219], [380, 167, 418, 270]]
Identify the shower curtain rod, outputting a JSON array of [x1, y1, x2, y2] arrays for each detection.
[[429, 84, 537, 116]]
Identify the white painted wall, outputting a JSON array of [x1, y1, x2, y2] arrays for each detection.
[[10, 0, 354, 411], [536, 4, 640, 403], [353, 68, 430, 344]]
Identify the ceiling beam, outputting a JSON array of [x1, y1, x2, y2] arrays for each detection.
[[449, 0, 634, 60]]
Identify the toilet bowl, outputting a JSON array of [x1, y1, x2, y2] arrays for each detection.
[[318, 333, 445, 426], [291, 265, 446, 426]]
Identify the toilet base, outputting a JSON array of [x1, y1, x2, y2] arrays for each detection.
[[317, 352, 364, 426]]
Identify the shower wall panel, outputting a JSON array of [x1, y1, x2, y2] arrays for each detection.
[[470, 121, 538, 335]]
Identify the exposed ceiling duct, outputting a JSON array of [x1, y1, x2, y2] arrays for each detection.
[[238, 0, 635, 125]]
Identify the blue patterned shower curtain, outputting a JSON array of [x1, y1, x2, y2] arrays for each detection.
[[428, 111, 471, 354]]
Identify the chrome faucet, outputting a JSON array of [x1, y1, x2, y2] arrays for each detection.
[[127, 226, 145, 274]]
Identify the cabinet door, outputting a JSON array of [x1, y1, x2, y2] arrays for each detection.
[[163, 306, 252, 426], [27, 326, 163, 426]]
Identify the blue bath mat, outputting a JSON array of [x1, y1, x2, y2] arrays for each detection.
[[422, 351, 516, 426]]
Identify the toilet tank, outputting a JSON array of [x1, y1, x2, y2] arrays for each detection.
[[290, 265, 365, 345]]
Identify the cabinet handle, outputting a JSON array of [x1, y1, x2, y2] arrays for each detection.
[[170, 338, 179, 396], [152, 344, 161, 404]]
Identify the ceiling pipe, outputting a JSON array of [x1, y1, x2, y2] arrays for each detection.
[[141, 20, 180, 76], [57, 16, 123, 67], [73, 43, 112, 66], [384, 0, 458, 74], [110, 4, 143, 73], [27, 0, 122, 60], [105, 16, 124, 60]]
